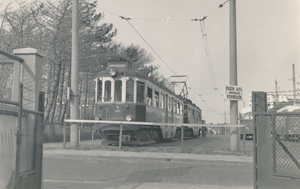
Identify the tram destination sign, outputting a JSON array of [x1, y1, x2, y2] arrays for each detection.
[[225, 85, 243, 101]]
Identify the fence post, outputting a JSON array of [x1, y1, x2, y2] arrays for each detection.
[[14, 83, 23, 186], [92, 126, 94, 146], [119, 123, 123, 150], [242, 127, 246, 152], [252, 91, 267, 189], [78, 125, 81, 146], [63, 123, 66, 149], [181, 125, 184, 149]]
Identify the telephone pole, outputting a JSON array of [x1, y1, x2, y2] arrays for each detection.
[[229, 0, 239, 151], [70, 0, 79, 148], [275, 79, 279, 104], [292, 64, 296, 105]]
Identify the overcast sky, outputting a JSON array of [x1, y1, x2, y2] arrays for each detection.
[[97, 0, 300, 123], [2, 0, 299, 123]]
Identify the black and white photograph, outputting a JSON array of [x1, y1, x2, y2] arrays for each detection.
[[0, 0, 299, 189]]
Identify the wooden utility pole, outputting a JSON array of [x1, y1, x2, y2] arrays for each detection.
[[70, 0, 79, 148], [229, 0, 239, 151], [292, 64, 296, 105], [275, 79, 279, 104]]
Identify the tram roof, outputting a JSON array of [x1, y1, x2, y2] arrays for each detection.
[[95, 68, 147, 79], [277, 105, 300, 112]]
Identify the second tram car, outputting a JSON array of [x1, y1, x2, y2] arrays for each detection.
[[94, 62, 204, 145], [239, 107, 253, 140], [276, 105, 300, 142]]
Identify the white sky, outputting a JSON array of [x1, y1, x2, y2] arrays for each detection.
[[2, 0, 300, 123], [97, 0, 300, 123]]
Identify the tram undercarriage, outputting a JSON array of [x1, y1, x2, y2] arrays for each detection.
[[99, 125, 164, 145], [98, 124, 199, 146]]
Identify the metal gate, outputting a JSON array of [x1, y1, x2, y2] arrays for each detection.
[[1, 85, 44, 189], [253, 92, 300, 189], [0, 49, 44, 189]]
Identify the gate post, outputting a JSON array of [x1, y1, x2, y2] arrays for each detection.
[[13, 48, 44, 189], [252, 91, 267, 189], [13, 48, 43, 111]]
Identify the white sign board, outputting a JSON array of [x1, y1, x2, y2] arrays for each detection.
[[225, 85, 243, 100]]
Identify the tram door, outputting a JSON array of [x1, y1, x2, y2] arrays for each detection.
[[165, 94, 168, 123]]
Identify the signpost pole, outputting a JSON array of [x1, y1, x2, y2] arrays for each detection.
[[70, 0, 79, 148], [229, 0, 239, 151]]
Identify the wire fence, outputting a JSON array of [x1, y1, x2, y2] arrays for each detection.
[[18, 112, 38, 177], [0, 62, 15, 101], [0, 83, 42, 179], [273, 114, 300, 179]]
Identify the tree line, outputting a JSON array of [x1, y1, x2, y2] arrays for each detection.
[[0, 0, 160, 122]]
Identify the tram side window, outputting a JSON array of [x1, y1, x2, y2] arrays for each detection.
[[180, 103, 183, 115], [183, 105, 188, 116], [115, 80, 122, 102], [97, 80, 102, 102], [147, 87, 153, 106], [192, 109, 195, 122], [154, 91, 159, 107], [160, 93, 164, 109], [165, 94, 169, 110], [126, 79, 134, 102], [168, 97, 171, 112], [104, 80, 111, 102], [174, 100, 177, 114], [137, 81, 145, 103]]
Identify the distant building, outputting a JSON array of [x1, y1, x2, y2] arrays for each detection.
[[246, 93, 300, 112]]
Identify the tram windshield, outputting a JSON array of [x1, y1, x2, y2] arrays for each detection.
[[114, 80, 122, 102], [126, 79, 134, 102], [104, 80, 111, 102], [137, 81, 145, 103], [98, 78, 147, 103], [97, 80, 102, 102]]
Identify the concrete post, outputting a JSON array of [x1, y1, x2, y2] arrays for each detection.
[[13, 47, 44, 189], [252, 91, 267, 188], [229, 0, 239, 151], [70, 0, 80, 148], [13, 48, 43, 111]]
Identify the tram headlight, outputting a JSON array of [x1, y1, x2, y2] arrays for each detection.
[[126, 115, 133, 121], [109, 68, 117, 76], [95, 115, 101, 120]]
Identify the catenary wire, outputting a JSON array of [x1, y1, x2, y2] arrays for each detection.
[[81, 0, 229, 115]]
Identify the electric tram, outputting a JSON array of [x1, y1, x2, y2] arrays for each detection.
[[94, 62, 204, 145]]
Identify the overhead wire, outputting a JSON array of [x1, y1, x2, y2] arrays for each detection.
[[188, 87, 220, 114], [122, 18, 178, 76], [81, 0, 229, 116], [199, 20, 217, 89], [191, 0, 229, 98], [190, 0, 229, 113], [81, 0, 179, 76]]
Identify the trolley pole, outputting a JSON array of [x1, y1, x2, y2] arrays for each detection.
[[70, 0, 80, 148], [229, 0, 239, 151]]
